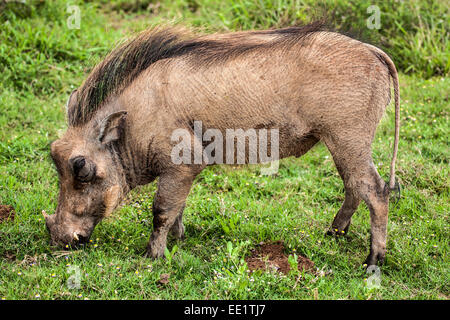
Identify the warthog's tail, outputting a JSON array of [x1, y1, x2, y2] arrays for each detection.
[[366, 44, 400, 190]]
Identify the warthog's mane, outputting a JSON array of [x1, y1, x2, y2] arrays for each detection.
[[68, 22, 325, 126]]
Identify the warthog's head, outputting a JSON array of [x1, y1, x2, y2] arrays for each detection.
[[45, 106, 128, 248]]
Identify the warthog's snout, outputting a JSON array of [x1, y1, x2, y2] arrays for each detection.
[[71, 232, 90, 246], [43, 210, 94, 248]]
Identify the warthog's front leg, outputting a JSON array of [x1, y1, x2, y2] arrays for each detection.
[[145, 170, 196, 259], [169, 204, 186, 240]]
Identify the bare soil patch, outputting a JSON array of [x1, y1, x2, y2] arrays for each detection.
[[0, 205, 15, 222], [245, 241, 315, 275]]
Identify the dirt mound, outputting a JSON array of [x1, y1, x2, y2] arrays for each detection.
[[0, 205, 15, 222], [245, 241, 314, 275]]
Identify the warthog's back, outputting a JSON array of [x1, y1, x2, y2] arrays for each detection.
[[120, 29, 391, 159]]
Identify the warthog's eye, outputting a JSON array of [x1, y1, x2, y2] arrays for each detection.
[[69, 156, 96, 182]]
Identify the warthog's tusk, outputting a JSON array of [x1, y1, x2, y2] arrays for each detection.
[[42, 210, 49, 219], [73, 232, 79, 241]]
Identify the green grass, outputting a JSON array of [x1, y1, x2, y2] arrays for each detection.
[[0, 0, 448, 300]]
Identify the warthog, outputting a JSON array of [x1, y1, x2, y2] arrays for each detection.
[[45, 22, 400, 266]]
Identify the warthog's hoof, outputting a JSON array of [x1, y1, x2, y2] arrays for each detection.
[[363, 251, 386, 267], [144, 240, 166, 260], [325, 225, 349, 237], [144, 248, 165, 260]]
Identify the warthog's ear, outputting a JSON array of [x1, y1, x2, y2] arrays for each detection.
[[98, 111, 128, 144], [66, 89, 78, 123]]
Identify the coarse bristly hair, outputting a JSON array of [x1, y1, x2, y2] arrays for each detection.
[[68, 21, 326, 126]]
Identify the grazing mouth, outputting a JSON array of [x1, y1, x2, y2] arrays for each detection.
[[50, 233, 91, 249], [73, 233, 90, 245]]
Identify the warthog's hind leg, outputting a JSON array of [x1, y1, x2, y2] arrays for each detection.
[[328, 156, 363, 236], [326, 188, 360, 236], [323, 136, 389, 266], [361, 171, 389, 266]]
